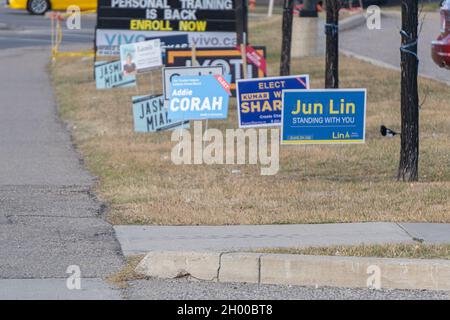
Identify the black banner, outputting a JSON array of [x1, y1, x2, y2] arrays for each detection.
[[2, 300, 443, 319], [97, 0, 247, 36]]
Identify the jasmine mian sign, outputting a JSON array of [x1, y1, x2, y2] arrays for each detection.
[[133, 94, 189, 132]]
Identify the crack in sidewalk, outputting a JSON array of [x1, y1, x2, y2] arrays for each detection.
[[395, 222, 425, 243]]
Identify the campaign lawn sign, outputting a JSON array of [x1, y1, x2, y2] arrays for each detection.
[[166, 47, 266, 95], [133, 95, 189, 132], [236, 75, 309, 128], [281, 89, 366, 144], [95, 60, 136, 89], [120, 39, 162, 74], [162, 66, 224, 102], [168, 74, 232, 121]]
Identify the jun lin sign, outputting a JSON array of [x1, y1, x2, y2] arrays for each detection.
[[281, 89, 366, 144], [171, 121, 279, 175]]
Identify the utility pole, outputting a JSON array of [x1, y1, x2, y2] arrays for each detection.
[[280, 0, 294, 76], [324, 0, 339, 88], [398, 0, 419, 181]]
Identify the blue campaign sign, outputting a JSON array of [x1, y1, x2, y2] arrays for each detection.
[[95, 60, 136, 89], [281, 89, 367, 144], [236, 75, 309, 128], [133, 95, 189, 132], [168, 74, 232, 121]]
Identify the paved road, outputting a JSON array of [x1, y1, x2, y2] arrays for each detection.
[[341, 11, 450, 84], [0, 279, 121, 299], [0, 7, 95, 49], [125, 278, 450, 300]]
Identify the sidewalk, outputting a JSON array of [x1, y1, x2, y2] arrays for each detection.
[[0, 46, 124, 299], [114, 222, 450, 255]]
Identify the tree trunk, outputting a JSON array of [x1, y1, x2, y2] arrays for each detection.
[[280, 0, 294, 76], [325, 0, 339, 88], [398, 0, 419, 181]]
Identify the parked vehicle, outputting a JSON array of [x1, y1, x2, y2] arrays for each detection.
[[432, 0, 450, 69], [6, 0, 96, 15]]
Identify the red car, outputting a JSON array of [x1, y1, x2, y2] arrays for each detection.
[[432, 0, 450, 69]]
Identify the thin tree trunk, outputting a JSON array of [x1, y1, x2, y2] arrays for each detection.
[[280, 0, 294, 76], [325, 0, 339, 88], [398, 0, 419, 181]]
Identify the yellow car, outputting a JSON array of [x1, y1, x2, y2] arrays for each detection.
[[6, 0, 96, 15]]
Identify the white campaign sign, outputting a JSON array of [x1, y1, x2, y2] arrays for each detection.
[[162, 66, 224, 101], [120, 39, 163, 74]]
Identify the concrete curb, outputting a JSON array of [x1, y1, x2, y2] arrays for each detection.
[[0, 23, 9, 30], [135, 251, 222, 281], [135, 251, 450, 291]]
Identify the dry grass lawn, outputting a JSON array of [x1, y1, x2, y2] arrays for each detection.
[[51, 16, 450, 225], [106, 255, 146, 288]]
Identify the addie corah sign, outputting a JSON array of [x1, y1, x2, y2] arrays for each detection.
[[168, 74, 232, 121], [281, 89, 366, 144], [162, 65, 224, 102], [165, 47, 266, 95]]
